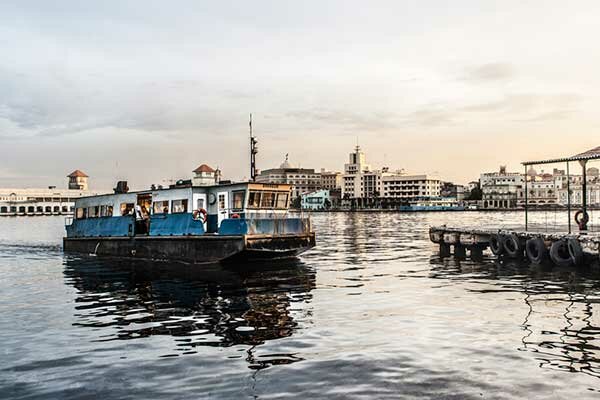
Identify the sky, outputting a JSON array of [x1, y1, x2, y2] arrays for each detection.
[[1, 0, 599, 190]]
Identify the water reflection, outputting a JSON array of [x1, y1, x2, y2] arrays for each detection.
[[429, 255, 600, 381], [63, 257, 315, 369]]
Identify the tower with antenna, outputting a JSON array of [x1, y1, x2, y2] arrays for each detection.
[[249, 113, 258, 182]]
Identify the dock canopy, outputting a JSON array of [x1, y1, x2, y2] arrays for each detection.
[[522, 146, 600, 166], [521, 145, 599, 233]]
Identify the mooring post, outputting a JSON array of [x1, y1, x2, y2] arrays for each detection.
[[524, 165, 528, 231], [566, 161, 571, 234]]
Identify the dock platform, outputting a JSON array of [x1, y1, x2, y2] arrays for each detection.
[[429, 226, 600, 266]]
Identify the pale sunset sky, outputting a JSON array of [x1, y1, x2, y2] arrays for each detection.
[[0, 1, 598, 190]]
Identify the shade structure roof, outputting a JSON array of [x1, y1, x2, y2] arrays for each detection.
[[522, 146, 600, 166]]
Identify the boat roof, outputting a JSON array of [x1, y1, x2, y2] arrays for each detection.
[[74, 181, 292, 200]]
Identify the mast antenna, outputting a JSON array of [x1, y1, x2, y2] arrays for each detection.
[[250, 113, 258, 181]]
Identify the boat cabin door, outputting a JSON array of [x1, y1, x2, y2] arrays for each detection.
[[135, 193, 152, 235], [217, 191, 228, 227], [192, 193, 207, 229]]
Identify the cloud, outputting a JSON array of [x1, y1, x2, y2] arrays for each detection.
[[285, 109, 398, 131], [460, 63, 516, 83], [402, 108, 456, 127], [460, 93, 581, 120]]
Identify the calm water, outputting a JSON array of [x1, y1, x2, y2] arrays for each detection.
[[1, 212, 600, 399]]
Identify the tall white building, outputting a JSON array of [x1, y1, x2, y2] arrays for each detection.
[[341, 146, 441, 207]]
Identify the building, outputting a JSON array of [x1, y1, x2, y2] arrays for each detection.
[[192, 164, 221, 186], [341, 146, 441, 208], [256, 155, 321, 198], [480, 166, 525, 209], [515, 168, 563, 206], [301, 189, 334, 210], [320, 169, 342, 190], [513, 166, 600, 207], [557, 184, 600, 206], [0, 170, 103, 216], [555, 167, 600, 206], [440, 182, 466, 201], [68, 170, 89, 190]]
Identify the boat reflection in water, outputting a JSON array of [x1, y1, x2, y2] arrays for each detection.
[[429, 255, 600, 380], [63, 256, 315, 369]]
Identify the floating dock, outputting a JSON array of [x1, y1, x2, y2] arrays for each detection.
[[429, 226, 600, 266], [429, 146, 600, 266]]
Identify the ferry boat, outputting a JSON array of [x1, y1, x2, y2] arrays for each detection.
[[63, 180, 316, 264], [398, 197, 465, 212]]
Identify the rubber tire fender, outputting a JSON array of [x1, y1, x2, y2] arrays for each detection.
[[525, 237, 548, 264], [489, 234, 504, 256], [550, 239, 573, 267], [567, 238, 584, 266], [502, 234, 524, 258]]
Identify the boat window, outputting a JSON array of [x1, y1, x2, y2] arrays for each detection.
[[218, 194, 226, 210], [153, 201, 169, 214], [99, 205, 113, 217], [76, 207, 87, 219], [232, 191, 245, 210], [276, 192, 289, 209], [88, 206, 100, 218], [260, 192, 276, 208], [120, 203, 135, 216], [248, 191, 261, 208], [171, 199, 188, 213]]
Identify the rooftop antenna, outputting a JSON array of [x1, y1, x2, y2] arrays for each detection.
[[250, 113, 258, 182]]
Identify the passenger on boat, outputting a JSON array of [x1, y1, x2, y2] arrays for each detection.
[[135, 205, 150, 235]]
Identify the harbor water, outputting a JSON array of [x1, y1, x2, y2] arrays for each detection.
[[1, 212, 599, 399]]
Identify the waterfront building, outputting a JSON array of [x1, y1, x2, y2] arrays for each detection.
[[513, 167, 600, 207], [440, 182, 466, 201], [467, 181, 479, 191], [192, 164, 221, 186], [320, 169, 342, 190], [556, 168, 600, 206], [341, 146, 441, 208], [256, 155, 321, 199], [0, 170, 103, 216], [480, 166, 525, 209], [515, 168, 562, 206], [301, 189, 334, 210], [557, 184, 600, 206], [68, 170, 89, 190]]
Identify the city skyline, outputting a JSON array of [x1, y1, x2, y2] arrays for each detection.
[[1, 1, 598, 189]]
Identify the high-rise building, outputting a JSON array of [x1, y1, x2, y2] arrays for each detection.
[[341, 146, 441, 207]]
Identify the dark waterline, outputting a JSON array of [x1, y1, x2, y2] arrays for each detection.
[[1, 212, 599, 399]]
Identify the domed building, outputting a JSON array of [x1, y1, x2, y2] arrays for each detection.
[[256, 154, 321, 199]]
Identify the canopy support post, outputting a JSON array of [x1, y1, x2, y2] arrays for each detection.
[[579, 159, 588, 231], [566, 161, 571, 234], [524, 165, 528, 231]]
